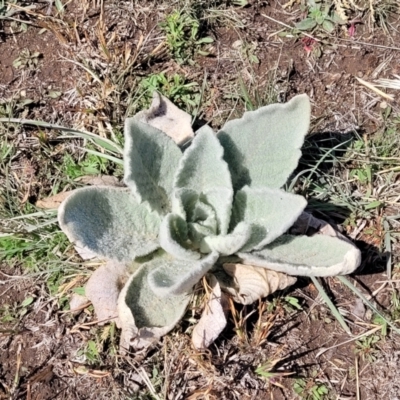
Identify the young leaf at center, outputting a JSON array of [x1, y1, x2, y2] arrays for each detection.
[[174, 125, 233, 235]]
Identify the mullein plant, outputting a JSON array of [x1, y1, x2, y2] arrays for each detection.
[[58, 93, 361, 350]]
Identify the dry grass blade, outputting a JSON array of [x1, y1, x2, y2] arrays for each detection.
[[383, 220, 392, 280], [337, 276, 400, 335], [355, 76, 394, 100], [133, 366, 162, 400], [375, 75, 400, 90], [0, 118, 123, 154], [76, 147, 123, 165], [316, 325, 381, 358], [59, 56, 102, 84], [310, 276, 352, 335], [355, 356, 360, 400]]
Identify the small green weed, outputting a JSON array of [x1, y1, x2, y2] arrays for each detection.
[[61, 151, 111, 180], [160, 10, 213, 64], [75, 324, 120, 364], [284, 295, 303, 311], [372, 314, 388, 336], [139, 73, 200, 113], [77, 340, 101, 365], [293, 373, 330, 400], [0, 296, 35, 323], [0, 230, 70, 271], [239, 41, 260, 65], [354, 334, 380, 363], [267, 296, 303, 315], [13, 49, 41, 70], [255, 357, 293, 388], [296, 0, 346, 33]]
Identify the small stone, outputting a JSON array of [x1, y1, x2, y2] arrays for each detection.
[[69, 293, 89, 315], [380, 101, 388, 109]]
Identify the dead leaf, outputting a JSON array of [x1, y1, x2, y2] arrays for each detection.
[[36, 191, 72, 209], [77, 175, 123, 187], [85, 260, 130, 327], [134, 92, 194, 146], [36, 175, 123, 209], [74, 244, 98, 260], [192, 275, 228, 350], [291, 212, 352, 243], [221, 264, 297, 305], [118, 310, 177, 354]]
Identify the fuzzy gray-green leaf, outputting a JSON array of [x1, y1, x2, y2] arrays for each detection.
[[159, 213, 200, 260], [58, 187, 161, 261], [232, 186, 307, 251], [147, 251, 219, 297], [201, 222, 251, 255], [174, 125, 233, 235], [217, 94, 310, 191], [119, 260, 190, 330], [239, 234, 361, 277], [124, 119, 182, 214]]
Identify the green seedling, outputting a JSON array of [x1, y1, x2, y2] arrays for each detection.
[[139, 73, 200, 112], [284, 296, 303, 311], [372, 314, 388, 337], [267, 296, 303, 316], [255, 357, 294, 388], [77, 340, 101, 365], [0, 296, 35, 323], [160, 10, 213, 64], [355, 334, 380, 363], [61, 151, 111, 180], [293, 372, 329, 400], [13, 49, 41, 70], [296, 0, 346, 33]]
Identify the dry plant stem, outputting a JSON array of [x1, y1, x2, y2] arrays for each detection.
[[383, 220, 392, 280], [337, 276, 400, 335], [229, 298, 248, 344], [315, 325, 381, 358], [334, 37, 400, 52], [261, 13, 320, 41], [355, 356, 360, 400], [355, 77, 394, 101], [310, 276, 351, 335]]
